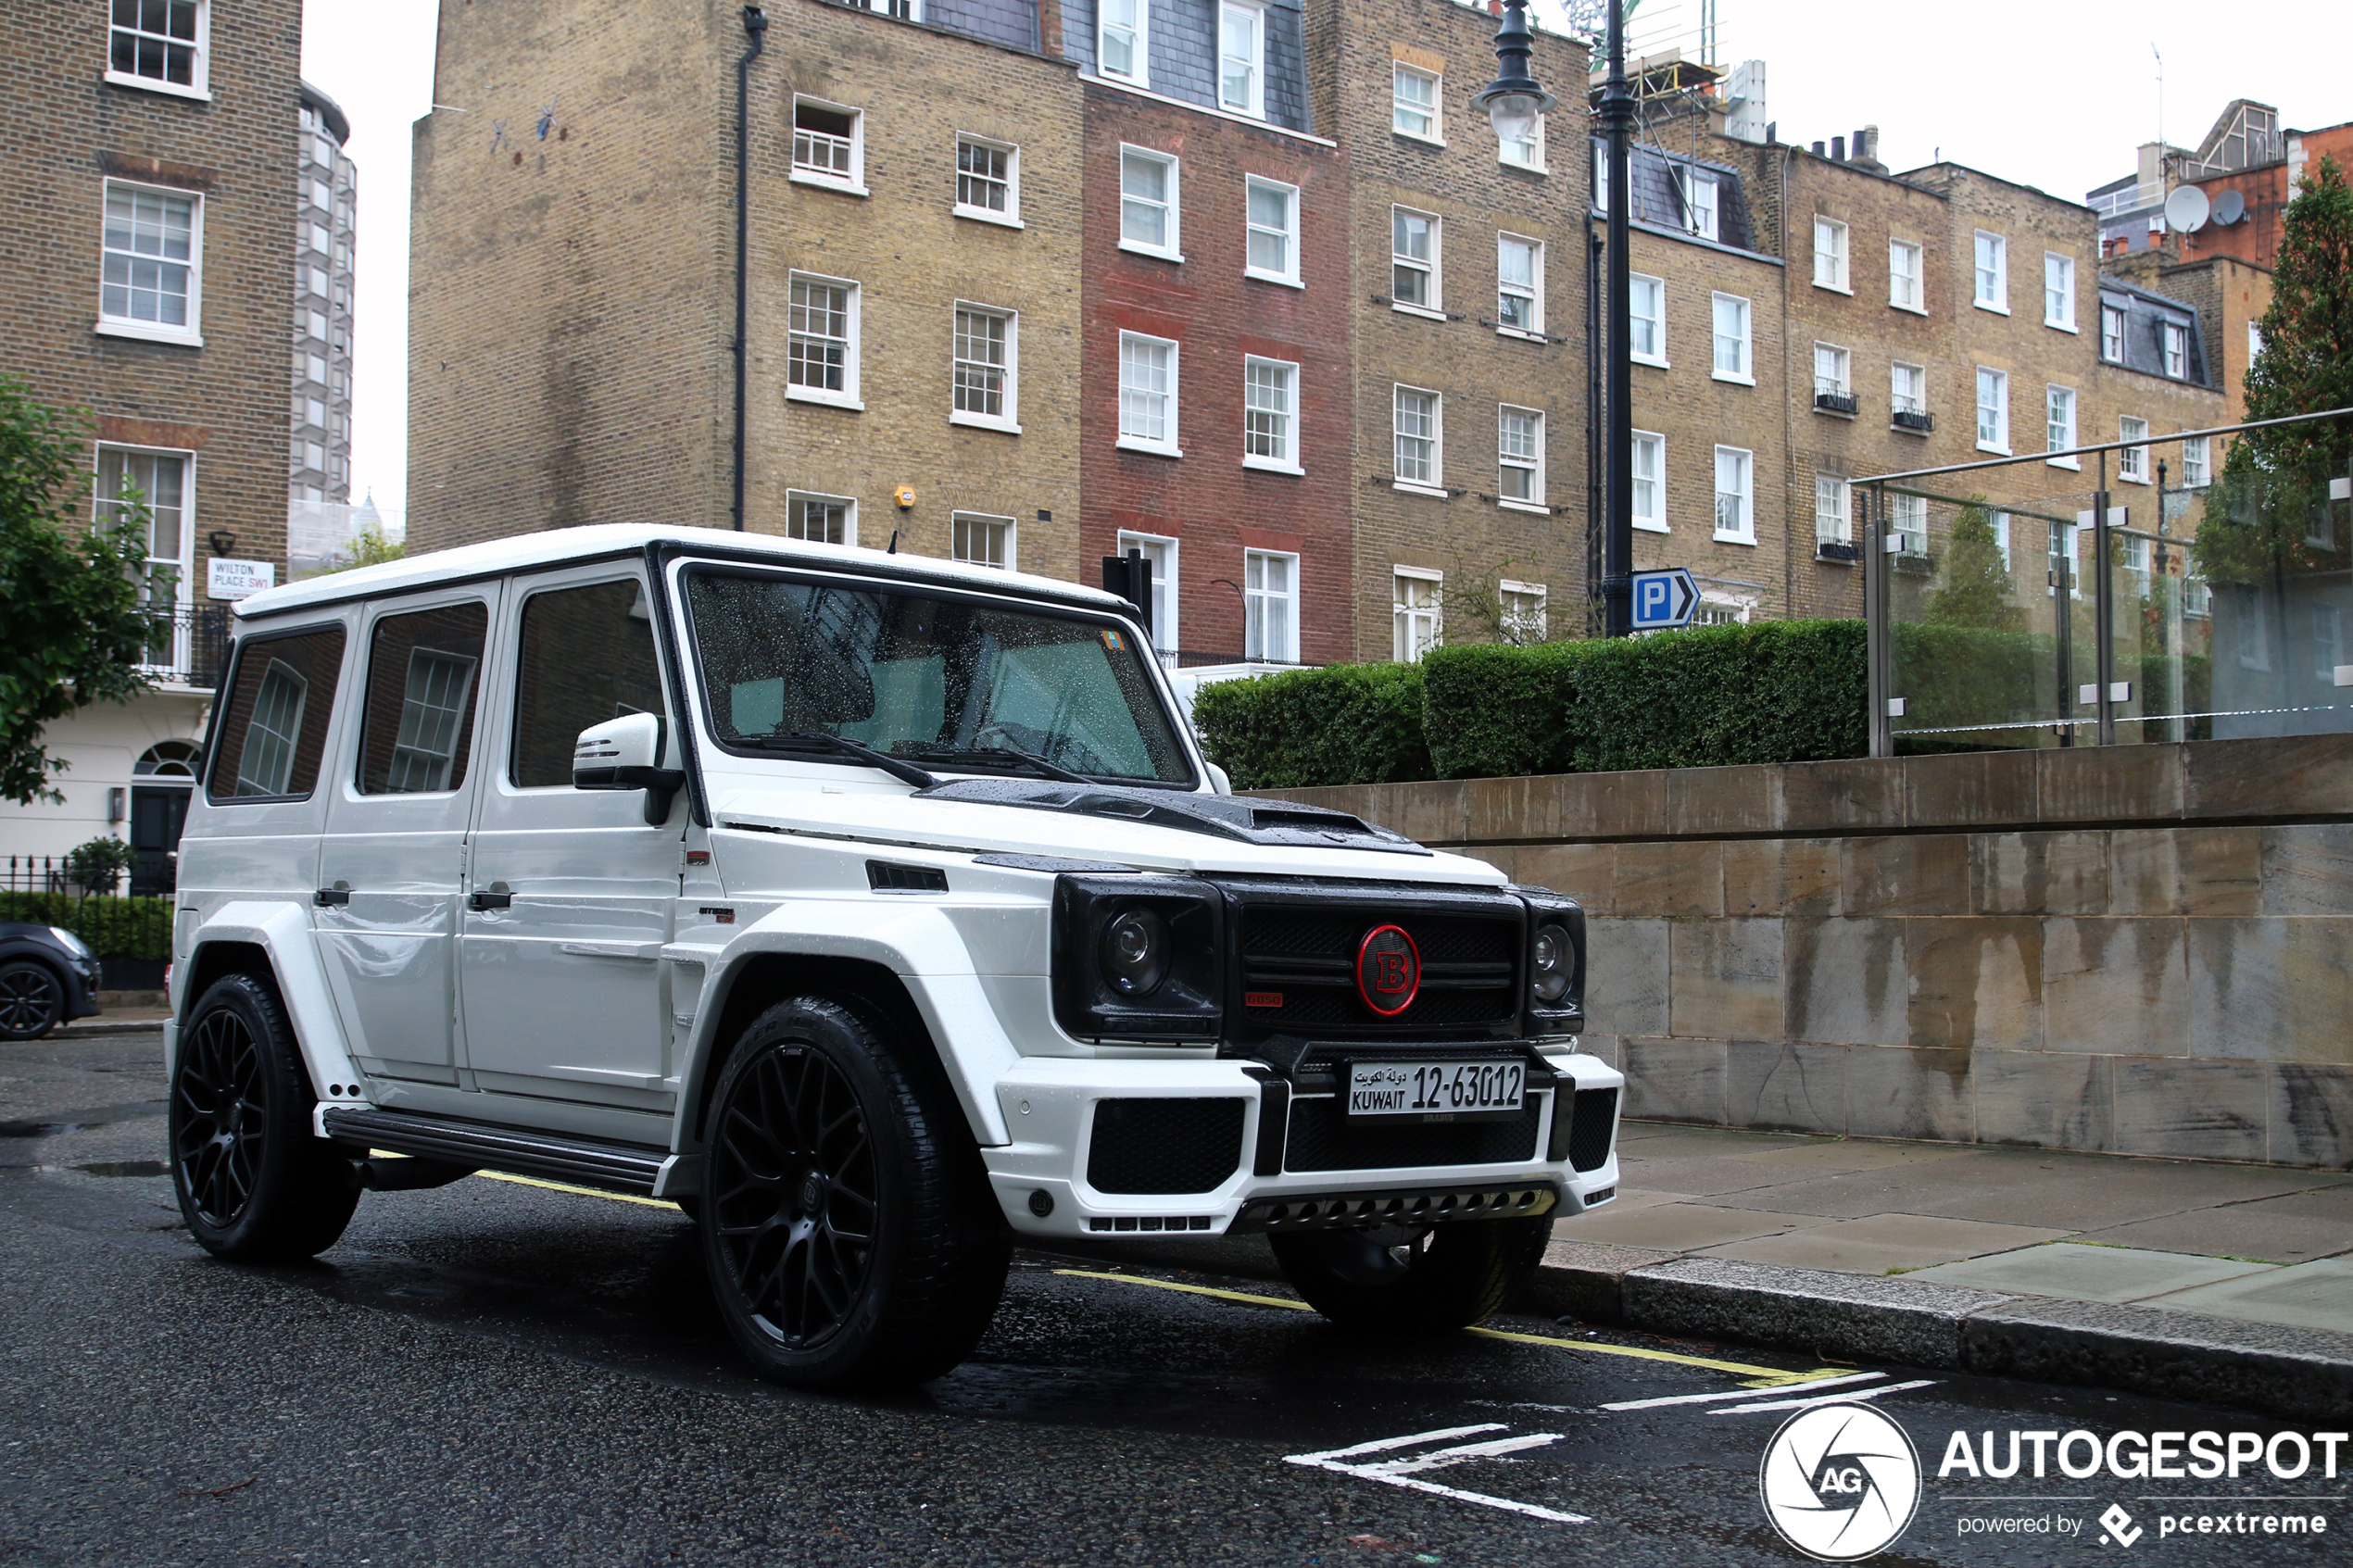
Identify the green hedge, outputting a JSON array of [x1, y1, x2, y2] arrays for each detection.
[[1195, 621, 1871, 788], [0, 892, 171, 960]]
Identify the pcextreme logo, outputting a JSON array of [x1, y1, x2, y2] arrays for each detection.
[[1758, 1402, 1923, 1562]]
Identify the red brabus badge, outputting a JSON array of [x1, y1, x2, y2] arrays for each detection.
[[1354, 924, 1421, 1015]]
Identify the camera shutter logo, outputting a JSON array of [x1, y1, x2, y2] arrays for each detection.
[[1354, 924, 1421, 1015], [1758, 1402, 1921, 1562]]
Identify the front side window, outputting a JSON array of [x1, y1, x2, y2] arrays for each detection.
[[1392, 571, 1440, 662], [1118, 331, 1179, 453], [1630, 272, 1665, 362], [786, 491, 854, 545], [1713, 445, 1754, 543], [955, 137, 1017, 220], [2045, 252, 2076, 329], [952, 304, 1016, 427], [1242, 357, 1296, 470], [1218, 2, 1264, 117], [1099, 0, 1146, 82], [1392, 385, 1441, 487], [1498, 406, 1543, 506], [1711, 292, 1751, 381], [1813, 218, 1848, 290], [2182, 435, 2211, 488], [1889, 238, 1923, 310], [95, 445, 188, 616], [1497, 234, 1541, 334], [686, 569, 1192, 784], [1976, 367, 2008, 451], [100, 182, 199, 340], [2120, 416, 2150, 483], [786, 273, 858, 402], [208, 627, 345, 803], [1499, 113, 1542, 169], [791, 99, 862, 187], [1973, 230, 2007, 311], [1392, 65, 1440, 141], [1119, 147, 1179, 257], [1813, 343, 1851, 398], [2046, 384, 2077, 466], [2102, 304, 2127, 360], [1892, 361, 1926, 418], [1244, 176, 1298, 283], [1815, 474, 1851, 545], [1390, 207, 1438, 309], [951, 512, 1014, 568], [359, 603, 488, 796], [2163, 322, 2188, 379], [110, 0, 206, 92], [1679, 169, 1718, 241], [1631, 431, 1665, 532], [1246, 550, 1299, 662], [511, 579, 665, 788]]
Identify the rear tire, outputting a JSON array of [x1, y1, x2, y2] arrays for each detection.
[[1272, 1216, 1551, 1331], [699, 997, 1010, 1390], [0, 960, 66, 1041], [170, 973, 359, 1261]]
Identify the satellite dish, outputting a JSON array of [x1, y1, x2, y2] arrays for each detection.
[[2212, 189, 2246, 225], [2164, 185, 2210, 232]]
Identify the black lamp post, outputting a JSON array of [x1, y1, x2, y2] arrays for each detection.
[[1473, 0, 1559, 151], [1595, 0, 1635, 636]]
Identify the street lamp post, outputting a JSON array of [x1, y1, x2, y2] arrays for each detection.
[[1595, 0, 1635, 636]]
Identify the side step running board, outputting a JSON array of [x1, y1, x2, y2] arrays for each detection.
[[321, 1107, 670, 1197]]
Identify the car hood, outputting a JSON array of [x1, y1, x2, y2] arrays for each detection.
[[706, 779, 1508, 886]]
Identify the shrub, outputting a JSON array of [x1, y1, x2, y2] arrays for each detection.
[[1418, 641, 1583, 779], [65, 835, 134, 896], [1191, 661, 1430, 790], [0, 891, 171, 960], [1553, 620, 1868, 773]]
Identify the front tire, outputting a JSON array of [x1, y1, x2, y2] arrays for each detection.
[[0, 960, 66, 1041], [699, 997, 1010, 1390], [170, 973, 359, 1261], [1272, 1216, 1552, 1331]]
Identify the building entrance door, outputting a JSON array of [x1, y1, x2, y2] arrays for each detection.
[[128, 786, 190, 897]]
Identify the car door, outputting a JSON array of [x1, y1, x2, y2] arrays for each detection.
[[458, 565, 681, 1113], [315, 587, 497, 1085]]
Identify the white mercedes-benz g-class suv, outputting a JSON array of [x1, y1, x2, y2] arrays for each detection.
[[168, 525, 1620, 1388]]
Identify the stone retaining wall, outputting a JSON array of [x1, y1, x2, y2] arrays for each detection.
[[1256, 734, 2353, 1168]]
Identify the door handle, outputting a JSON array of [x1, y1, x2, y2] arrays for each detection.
[[468, 890, 512, 911], [314, 884, 350, 907]]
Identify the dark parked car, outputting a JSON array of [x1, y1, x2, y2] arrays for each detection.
[[0, 922, 102, 1040]]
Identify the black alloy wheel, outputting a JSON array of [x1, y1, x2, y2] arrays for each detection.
[[1272, 1214, 1553, 1332], [169, 972, 359, 1261], [0, 960, 66, 1041], [699, 996, 1011, 1390]]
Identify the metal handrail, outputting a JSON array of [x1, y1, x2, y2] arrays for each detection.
[[1854, 407, 2353, 487]]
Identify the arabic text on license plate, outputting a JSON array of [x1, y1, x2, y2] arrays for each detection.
[[1345, 1060, 1525, 1121]]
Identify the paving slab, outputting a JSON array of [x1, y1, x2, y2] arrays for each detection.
[[2074, 1184, 2353, 1263], [1904, 1156, 2331, 1230], [1740, 1138, 1983, 1173], [1905, 1241, 2278, 1302], [1549, 1200, 1826, 1252], [1606, 1155, 1836, 1198], [1703, 1212, 2071, 1274], [2141, 1257, 2353, 1334]]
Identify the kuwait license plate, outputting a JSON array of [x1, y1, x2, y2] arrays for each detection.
[[1344, 1060, 1526, 1123]]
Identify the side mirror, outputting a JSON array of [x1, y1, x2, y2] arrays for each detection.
[[574, 711, 686, 826], [1204, 761, 1233, 797]]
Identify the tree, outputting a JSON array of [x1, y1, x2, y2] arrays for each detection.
[[1439, 551, 1563, 646], [1923, 499, 2023, 630], [317, 520, 405, 574], [0, 375, 161, 806]]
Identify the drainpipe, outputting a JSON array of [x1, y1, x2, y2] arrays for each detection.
[[733, 6, 769, 533]]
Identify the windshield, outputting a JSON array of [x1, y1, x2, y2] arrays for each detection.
[[683, 568, 1194, 784]]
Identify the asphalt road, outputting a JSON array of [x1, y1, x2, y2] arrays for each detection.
[[2, 1030, 2343, 1568]]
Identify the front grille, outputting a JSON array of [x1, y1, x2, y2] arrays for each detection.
[[1564, 1086, 1618, 1173], [1282, 1094, 1542, 1173], [1085, 1098, 1248, 1195], [1238, 903, 1521, 1036]]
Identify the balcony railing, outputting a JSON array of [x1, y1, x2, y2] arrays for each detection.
[[1892, 407, 1934, 433], [1814, 389, 1859, 416], [136, 603, 231, 690], [2090, 181, 2165, 220]]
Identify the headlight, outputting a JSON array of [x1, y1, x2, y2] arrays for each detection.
[[1531, 923, 1572, 1002], [1052, 876, 1224, 1041], [47, 927, 94, 962], [1101, 909, 1171, 997]]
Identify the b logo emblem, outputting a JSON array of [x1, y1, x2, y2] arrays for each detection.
[[1354, 925, 1421, 1015]]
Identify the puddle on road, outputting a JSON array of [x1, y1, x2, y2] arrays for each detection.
[[69, 1160, 170, 1178], [0, 1100, 169, 1138]]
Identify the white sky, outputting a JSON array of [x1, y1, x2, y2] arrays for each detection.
[[304, 0, 2347, 522]]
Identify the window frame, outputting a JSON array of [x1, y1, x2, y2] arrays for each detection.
[[789, 96, 868, 196], [2045, 383, 2078, 469], [1391, 63, 1442, 144], [1098, 0, 1149, 86], [1812, 342, 1852, 399], [1391, 384, 1443, 495], [1390, 206, 1441, 318], [1117, 144, 1183, 262], [1812, 217, 1850, 293], [1709, 292, 1753, 384], [2182, 434, 2211, 488], [2118, 416, 2151, 484], [95, 443, 195, 610], [953, 133, 1022, 228], [950, 510, 1017, 570], [1391, 566, 1441, 663], [1216, 0, 1266, 119], [1678, 167, 1719, 242], [785, 270, 862, 409], [1496, 404, 1545, 511], [1973, 229, 2009, 314], [1629, 271, 1667, 366], [1712, 444, 1755, 545], [1243, 174, 1301, 287], [1495, 232, 1543, 338], [1974, 366, 2009, 454], [1498, 579, 1547, 644], [950, 301, 1021, 433], [2162, 321, 2188, 379], [2044, 251, 2077, 332], [1246, 548, 1302, 663], [1815, 472, 1852, 546], [2102, 304, 2128, 361], [1116, 330, 1182, 458], [1498, 111, 1544, 172], [1630, 430, 1667, 533], [1241, 355, 1301, 474], [784, 489, 858, 546], [96, 179, 204, 347], [1888, 237, 1925, 314], [106, 0, 211, 100], [1115, 531, 1180, 654], [1891, 360, 1927, 421]]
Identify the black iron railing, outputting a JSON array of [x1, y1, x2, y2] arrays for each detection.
[[137, 603, 231, 690]]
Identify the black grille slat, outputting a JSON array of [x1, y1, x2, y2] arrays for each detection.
[[1282, 1096, 1542, 1173], [1238, 902, 1523, 1035], [1567, 1086, 1618, 1173], [1086, 1098, 1248, 1195]]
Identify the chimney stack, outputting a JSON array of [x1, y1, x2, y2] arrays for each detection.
[[1831, 134, 1846, 161], [1810, 140, 1826, 157], [1851, 125, 1886, 173]]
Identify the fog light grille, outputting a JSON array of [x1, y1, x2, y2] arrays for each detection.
[[1085, 1098, 1248, 1195]]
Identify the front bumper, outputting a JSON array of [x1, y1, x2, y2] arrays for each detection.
[[980, 1049, 1623, 1239]]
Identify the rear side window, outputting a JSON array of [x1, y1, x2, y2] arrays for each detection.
[[207, 626, 346, 802], [510, 578, 666, 787], [357, 602, 490, 795]]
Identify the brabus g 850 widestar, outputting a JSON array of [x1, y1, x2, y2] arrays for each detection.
[[167, 526, 1620, 1388]]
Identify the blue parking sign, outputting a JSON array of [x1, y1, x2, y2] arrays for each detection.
[[1630, 567, 1698, 630]]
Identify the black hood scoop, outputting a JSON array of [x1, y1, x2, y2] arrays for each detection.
[[914, 778, 1432, 856]]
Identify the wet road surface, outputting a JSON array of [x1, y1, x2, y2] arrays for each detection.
[[2, 1030, 2343, 1566]]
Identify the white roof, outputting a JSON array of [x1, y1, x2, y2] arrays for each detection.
[[233, 523, 1131, 621]]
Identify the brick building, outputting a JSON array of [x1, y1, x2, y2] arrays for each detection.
[[1, 0, 303, 881]]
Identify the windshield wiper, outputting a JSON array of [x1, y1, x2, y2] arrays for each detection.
[[734, 731, 937, 789], [901, 745, 1092, 784]]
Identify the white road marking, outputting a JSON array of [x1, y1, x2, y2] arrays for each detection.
[[1602, 1371, 1887, 1411], [1284, 1426, 1590, 1525], [1708, 1378, 1941, 1414]]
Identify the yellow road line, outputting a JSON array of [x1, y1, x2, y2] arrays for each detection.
[[1055, 1267, 1839, 1386], [469, 1170, 682, 1210]]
